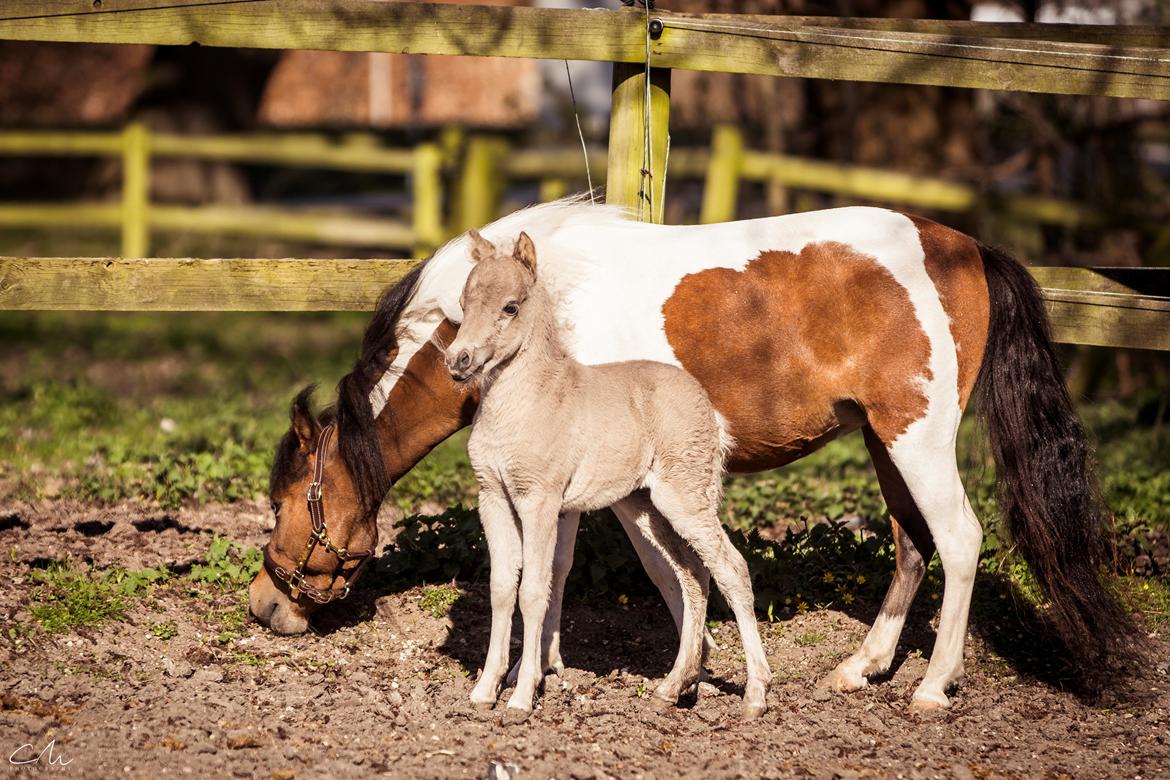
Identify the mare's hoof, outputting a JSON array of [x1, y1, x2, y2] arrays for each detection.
[[471, 699, 497, 712], [501, 706, 533, 725]]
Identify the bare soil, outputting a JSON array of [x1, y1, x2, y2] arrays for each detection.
[[1, 500, 1168, 779]]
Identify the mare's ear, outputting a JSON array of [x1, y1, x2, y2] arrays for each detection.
[[289, 385, 320, 453], [514, 232, 537, 275], [467, 229, 495, 264]]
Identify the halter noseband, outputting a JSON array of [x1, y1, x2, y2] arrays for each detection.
[[263, 424, 375, 605]]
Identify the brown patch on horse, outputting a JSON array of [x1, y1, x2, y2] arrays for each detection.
[[662, 242, 932, 469], [377, 318, 478, 479], [911, 215, 990, 409]]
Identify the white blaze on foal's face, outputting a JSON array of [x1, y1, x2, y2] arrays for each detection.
[[444, 230, 539, 382]]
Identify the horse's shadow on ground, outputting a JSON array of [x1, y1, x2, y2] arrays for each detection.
[[307, 510, 1116, 700]]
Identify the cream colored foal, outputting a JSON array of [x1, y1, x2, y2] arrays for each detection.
[[444, 230, 770, 720]]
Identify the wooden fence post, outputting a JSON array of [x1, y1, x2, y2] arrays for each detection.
[[700, 124, 744, 224], [411, 142, 444, 258], [453, 135, 506, 234], [605, 63, 670, 222], [121, 122, 150, 258]]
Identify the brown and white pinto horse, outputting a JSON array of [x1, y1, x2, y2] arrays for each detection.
[[251, 199, 1134, 711]]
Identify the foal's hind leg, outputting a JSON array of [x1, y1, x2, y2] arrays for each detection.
[[825, 427, 936, 692], [649, 478, 771, 719], [613, 491, 710, 707], [880, 421, 982, 711]]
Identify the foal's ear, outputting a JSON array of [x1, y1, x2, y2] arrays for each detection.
[[467, 229, 495, 264], [514, 232, 537, 275], [289, 385, 321, 453]]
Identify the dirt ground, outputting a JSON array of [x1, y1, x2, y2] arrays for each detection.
[[1, 500, 1168, 780]]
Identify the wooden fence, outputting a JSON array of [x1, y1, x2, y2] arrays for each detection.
[[0, 1, 1168, 352], [0, 124, 1122, 254], [0, 125, 444, 258]]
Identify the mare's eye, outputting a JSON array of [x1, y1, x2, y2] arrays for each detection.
[[270, 500, 281, 517], [502, 302, 519, 316]]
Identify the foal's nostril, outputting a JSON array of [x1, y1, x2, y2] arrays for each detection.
[[457, 350, 472, 371]]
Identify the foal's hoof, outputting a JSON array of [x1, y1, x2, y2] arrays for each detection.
[[501, 706, 533, 725], [822, 663, 867, 693], [471, 698, 497, 712], [909, 689, 951, 713], [741, 700, 767, 720], [649, 693, 676, 711]]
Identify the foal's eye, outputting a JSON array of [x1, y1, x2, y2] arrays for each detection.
[[502, 302, 519, 316]]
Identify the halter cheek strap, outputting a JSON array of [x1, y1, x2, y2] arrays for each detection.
[[263, 424, 376, 605]]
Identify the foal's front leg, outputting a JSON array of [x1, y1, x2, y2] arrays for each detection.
[[506, 510, 580, 687], [505, 494, 562, 718], [471, 488, 522, 710]]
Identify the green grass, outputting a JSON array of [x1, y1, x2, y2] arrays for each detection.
[[27, 561, 170, 634], [419, 583, 462, 618], [3, 310, 1167, 634]]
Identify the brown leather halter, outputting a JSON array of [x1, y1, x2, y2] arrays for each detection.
[[262, 424, 376, 604]]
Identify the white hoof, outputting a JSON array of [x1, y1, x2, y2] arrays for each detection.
[[909, 686, 951, 712], [822, 661, 868, 693]]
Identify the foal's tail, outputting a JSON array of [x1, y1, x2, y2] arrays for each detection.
[[974, 244, 1142, 677]]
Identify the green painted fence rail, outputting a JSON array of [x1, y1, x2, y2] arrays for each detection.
[[0, 125, 444, 258]]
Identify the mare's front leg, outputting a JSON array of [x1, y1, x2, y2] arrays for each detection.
[[506, 510, 581, 687], [471, 488, 523, 710], [505, 493, 562, 718]]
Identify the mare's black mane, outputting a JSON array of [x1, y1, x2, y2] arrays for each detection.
[[269, 261, 428, 511]]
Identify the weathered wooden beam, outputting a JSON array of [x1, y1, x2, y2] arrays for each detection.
[[606, 63, 671, 221], [6, 3, 1170, 100], [0, 257, 420, 311], [1, 258, 1166, 351], [1033, 267, 1170, 350]]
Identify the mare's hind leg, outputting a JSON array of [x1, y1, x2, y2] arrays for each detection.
[[825, 427, 935, 692], [613, 491, 710, 707], [879, 419, 982, 712], [506, 510, 580, 687], [649, 478, 771, 719]]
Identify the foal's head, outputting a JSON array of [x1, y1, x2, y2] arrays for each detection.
[[445, 230, 541, 383]]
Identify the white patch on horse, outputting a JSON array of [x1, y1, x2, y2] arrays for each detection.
[[369, 200, 955, 429]]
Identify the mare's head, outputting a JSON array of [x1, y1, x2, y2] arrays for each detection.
[[444, 230, 540, 383], [249, 387, 382, 634]]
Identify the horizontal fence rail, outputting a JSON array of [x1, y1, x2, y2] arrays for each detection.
[[4, 3, 1170, 100], [0, 125, 444, 258], [1, 257, 1166, 351]]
